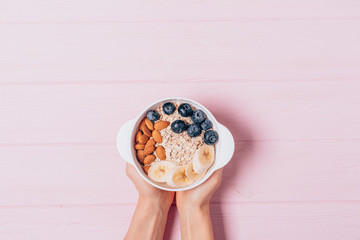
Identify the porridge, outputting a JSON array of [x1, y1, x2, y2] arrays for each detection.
[[134, 101, 219, 188]]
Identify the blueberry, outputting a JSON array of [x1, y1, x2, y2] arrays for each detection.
[[162, 102, 176, 115], [201, 119, 212, 131], [204, 130, 219, 145], [146, 110, 160, 122], [187, 123, 202, 137], [191, 109, 206, 124], [178, 103, 193, 117], [171, 120, 187, 133]]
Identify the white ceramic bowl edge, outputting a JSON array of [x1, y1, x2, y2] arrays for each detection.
[[116, 97, 235, 191]]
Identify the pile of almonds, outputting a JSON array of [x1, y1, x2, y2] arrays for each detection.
[[135, 118, 170, 174]]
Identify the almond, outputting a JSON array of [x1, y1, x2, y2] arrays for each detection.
[[154, 121, 170, 130], [145, 118, 154, 131], [156, 146, 166, 160], [144, 154, 156, 165], [136, 150, 145, 163], [135, 131, 142, 143], [143, 165, 150, 174], [139, 119, 146, 129], [140, 122, 152, 137], [135, 144, 145, 150], [152, 130, 162, 143], [143, 145, 155, 155], [145, 138, 156, 149], [139, 135, 149, 144]]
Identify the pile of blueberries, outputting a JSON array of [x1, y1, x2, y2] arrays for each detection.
[[146, 102, 219, 145]]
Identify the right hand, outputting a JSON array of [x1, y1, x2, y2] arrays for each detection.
[[125, 163, 174, 209]]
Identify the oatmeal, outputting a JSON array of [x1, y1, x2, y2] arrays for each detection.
[[134, 101, 219, 188], [155, 102, 204, 165]]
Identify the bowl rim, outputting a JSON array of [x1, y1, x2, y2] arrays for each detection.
[[125, 97, 231, 191]]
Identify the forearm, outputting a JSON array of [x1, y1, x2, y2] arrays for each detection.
[[178, 203, 214, 240], [125, 197, 170, 240]]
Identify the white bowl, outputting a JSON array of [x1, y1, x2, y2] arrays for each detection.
[[117, 97, 235, 191]]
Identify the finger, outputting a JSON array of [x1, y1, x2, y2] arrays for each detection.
[[208, 167, 223, 180], [207, 167, 224, 187], [126, 163, 142, 183], [125, 162, 135, 177], [213, 167, 224, 178]]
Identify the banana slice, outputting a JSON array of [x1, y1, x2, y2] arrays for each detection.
[[166, 165, 194, 187], [148, 161, 177, 183], [186, 161, 206, 182], [192, 145, 215, 174]]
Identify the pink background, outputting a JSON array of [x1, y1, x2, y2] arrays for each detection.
[[1, 1, 360, 239]]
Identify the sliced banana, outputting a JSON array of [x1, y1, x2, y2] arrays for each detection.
[[148, 161, 177, 183], [185, 161, 206, 182], [192, 145, 215, 174], [166, 165, 194, 187]]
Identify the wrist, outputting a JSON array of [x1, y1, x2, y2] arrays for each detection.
[[177, 202, 214, 240], [125, 196, 170, 240], [177, 197, 210, 212], [138, 196, 171, 213], [177, 201, 209, 216]]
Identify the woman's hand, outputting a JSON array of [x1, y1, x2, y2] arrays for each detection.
[[125, 162, 224, 240], [176, 168, 224, 240], [176, 168, 223, 210], [126, 163, 174, 208], [124, 163, 174, 240]]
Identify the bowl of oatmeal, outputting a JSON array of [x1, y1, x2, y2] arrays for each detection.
[[117, 97, 235, 191]]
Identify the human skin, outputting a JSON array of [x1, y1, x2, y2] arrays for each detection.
[[124, 163, 174, 240], [176, 168, 224, 240], [124, 162, 223, 240]]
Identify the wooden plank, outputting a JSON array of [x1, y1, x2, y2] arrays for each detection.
[[1, 21, 359, 83], [0, 141, 359, 205], [0, 203, 359, 240], [0, 0, 359, 23], [0, 81, 359, 144]]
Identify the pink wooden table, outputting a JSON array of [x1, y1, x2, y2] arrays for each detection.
[[1, 1, 360, 239]]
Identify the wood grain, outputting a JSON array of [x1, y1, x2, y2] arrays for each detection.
[[0, 203, 359, 240], [1, 0, 360, 23], [1, 0, 360, 238], [1, 140, 359, 205], [1, 21, 359, 84], [0, 81, 359, 145]]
